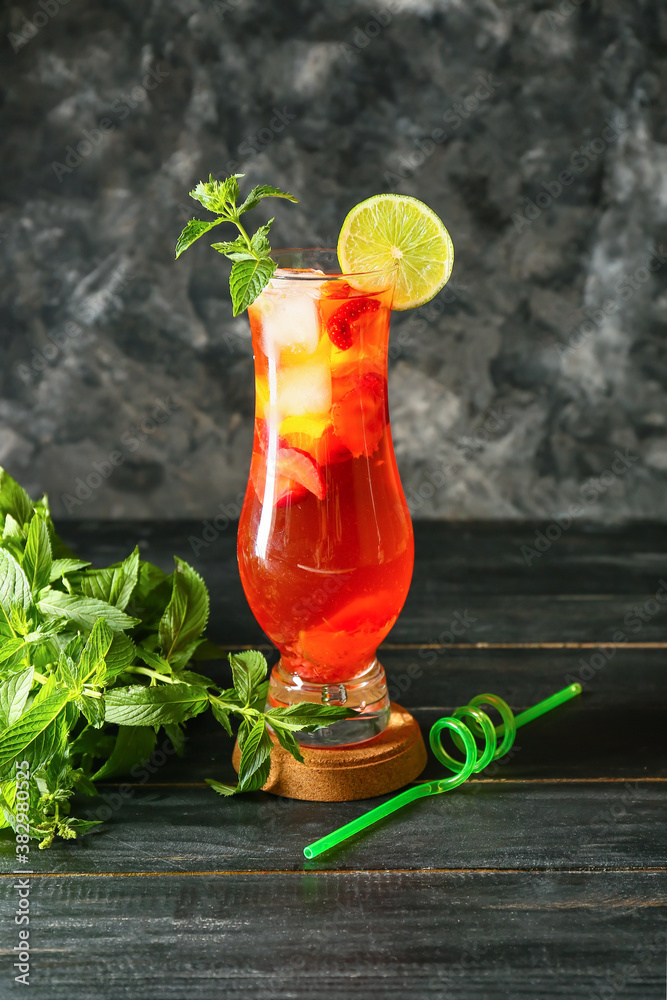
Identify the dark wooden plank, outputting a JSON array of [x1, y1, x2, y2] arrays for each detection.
[[2, 781, 664, 875], [394, 594, 667, 644], [58, 521, 667, 644], [59, 520, 667, 596], [2, 872, 665, 999]]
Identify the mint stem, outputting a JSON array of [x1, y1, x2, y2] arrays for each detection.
[[126, 665, 176, 685]]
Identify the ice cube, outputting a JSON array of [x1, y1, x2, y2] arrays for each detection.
[[277, 359, 332, 417], [260, 287, 322, 358], [272, 267, 327, 287]]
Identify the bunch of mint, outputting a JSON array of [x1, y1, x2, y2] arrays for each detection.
[[0, 468, 348, 848], [175, 173, 298, 315]]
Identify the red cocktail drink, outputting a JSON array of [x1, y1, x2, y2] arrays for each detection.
[[238, 250, 414, 745]]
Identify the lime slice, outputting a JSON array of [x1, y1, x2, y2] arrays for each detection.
[[337, 193, 454, 310]]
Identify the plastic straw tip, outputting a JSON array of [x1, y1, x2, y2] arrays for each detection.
[[569, 683, 583, 695], [303, 846, 315, 859]]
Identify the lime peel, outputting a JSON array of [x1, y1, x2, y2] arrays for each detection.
[[337, 193, 454, 310]]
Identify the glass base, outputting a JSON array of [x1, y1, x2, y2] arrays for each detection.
[[267, 658, 391, 747]]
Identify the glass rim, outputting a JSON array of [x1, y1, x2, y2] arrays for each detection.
[[270, 247, 399, 280]]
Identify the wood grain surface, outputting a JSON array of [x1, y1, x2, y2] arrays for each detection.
[[1, 522, 665, 999]]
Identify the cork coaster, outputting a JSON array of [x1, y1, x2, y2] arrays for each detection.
[[232, 703, 427, 801]]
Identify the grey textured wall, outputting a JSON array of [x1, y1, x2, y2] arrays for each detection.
[[1, 0, 666, 521]]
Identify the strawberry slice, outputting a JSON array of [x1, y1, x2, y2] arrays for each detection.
[[327, 297, 381, 351], [279, 447, 326, 500], [331, 373, 386, 458], [250, 446, 326, 507], [322, 280, 354, 299]]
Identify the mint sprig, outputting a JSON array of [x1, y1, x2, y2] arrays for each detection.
[[175, 173, 298, 316], [0, 467, 349, 847]]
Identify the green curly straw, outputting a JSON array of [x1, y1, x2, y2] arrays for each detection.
[[303, 682, 582, 859]]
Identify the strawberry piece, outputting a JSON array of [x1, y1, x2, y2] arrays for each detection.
[[250, 446, 326, 507], [327, 297, 381, 351], [322, 280, 354, 299], [312, 424, 351, 465], [279, 447, 326, 500], [250, 451, 305, 507], [275, 483, 308, 508], [331, 373, 386, 458]]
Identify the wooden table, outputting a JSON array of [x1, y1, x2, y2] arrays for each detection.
[[3, 522, 666, 998]]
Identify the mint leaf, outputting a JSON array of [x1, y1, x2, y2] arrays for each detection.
[[78, 619, 114, 684], [2, 514, 25, 539], [56, 652, 77, 689], [237, 185, 298, 215], [104, 683, 209, 727], [218, 251, 256, 263], [23, 511, 53, 593], [103, 633, 137, 680], [172, 668, 216, 688], [136, 645, 172, 675], [249, 220, 273, 257], [76, 694, 105, 729], [64, 817, 101, 834], [206, 778, 238, 797], [0, 637, 25, 664], [175, 217, 225, 258], [269, 722, 305, 763], [236, 717, 252, 753], [210, 235, 254, 258], [158, 558, 209, 663], [77, 547, 139, 610], [134, 560, 169, 598], [0, 468, 33, 528], [70, 770, 98, 797], [0, 550, 33, 626], [70, 727, 115, 758], [228, 650, 267, 706], [9, 605, 33, 637], [248, 679, 270, 713], [189, 174, 242, 213], [92, 725, 157, 781], [237, 716, 272, 792], [32, 673, 59, 706], [49, 558, 90, 582], [229, 256, 277, 316], [0, 692, 70, 779], [0, 668, 34, 729], [37, 592, 140, 632], [127, 563, 173, 631], [265, 703, 352, 731], [168, 640, 205, 670], [209, 696, 233, 736]]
